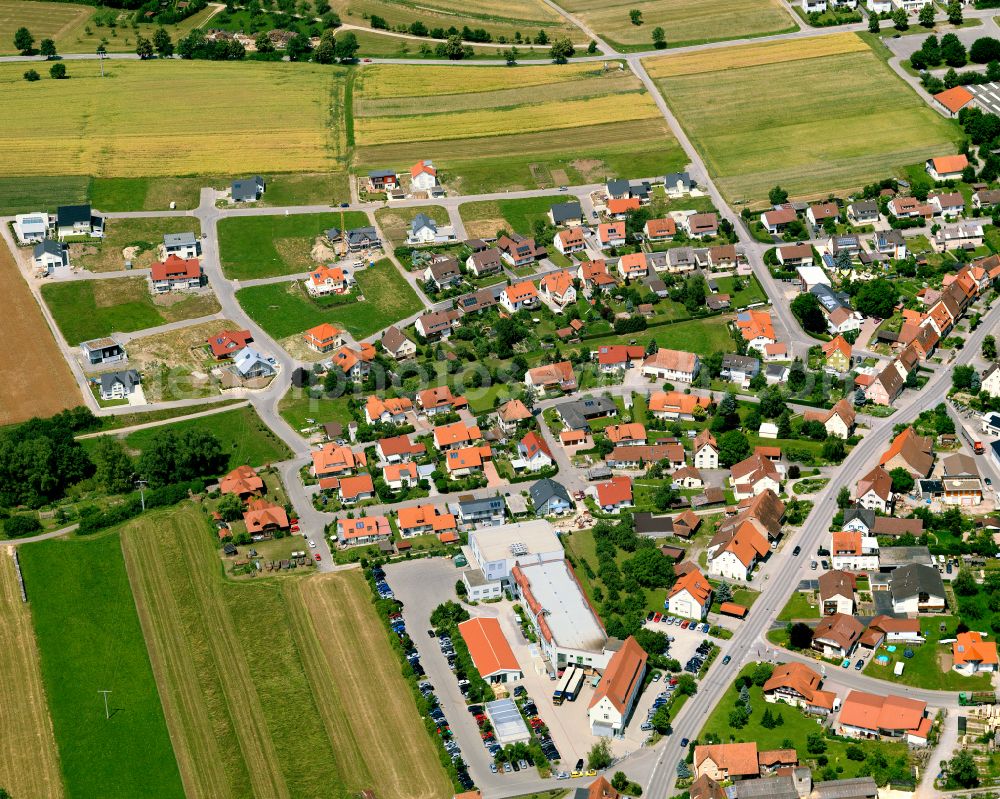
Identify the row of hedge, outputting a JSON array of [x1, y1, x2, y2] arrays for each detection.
[[76, 479, 207, 535]]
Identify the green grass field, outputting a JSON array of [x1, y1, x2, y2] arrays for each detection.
[[644, 33, 960, 202], [237, 259, 423, 340], [587, 316, 735, 357], [560, 0, 795, 50], [41, 277, 220, 344], [0, 60, 346, 177], [459, 195, 566, 239], [279, 388, 354, 432], [0, 175, 89, 215], [0, 0, 92, 55], [218, 212, 368, 280], [89, 176, 220, 212], [114, 406, 292, 469], [702, 665, 912, 779], [259, 172, 352, 206], [19, 534, 185, 799], [353, 64, 684, 193]]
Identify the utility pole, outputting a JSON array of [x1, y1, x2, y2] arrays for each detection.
[[98, 690, 111, 719], [135, 478, 147, 511], [97, 45, 106, 77]]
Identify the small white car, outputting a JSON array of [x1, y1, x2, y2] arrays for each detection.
[[308, 539, 317, 548]]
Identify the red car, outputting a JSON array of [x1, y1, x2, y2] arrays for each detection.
[[290, 524, 300, 533], [680, 620, 690, 629], [653, 613, 662, 623], [314, 553, 321, 561]]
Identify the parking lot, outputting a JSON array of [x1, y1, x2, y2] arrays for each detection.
[[384, 558, 555, 795]]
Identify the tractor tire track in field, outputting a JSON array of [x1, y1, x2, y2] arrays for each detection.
[[122, 512, 291, 799], [0, 549, 64, 799], [293, 571, 453, 799]]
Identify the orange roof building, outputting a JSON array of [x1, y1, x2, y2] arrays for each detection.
[[336, 515, 391, 547], [933, 86, 974, 116], [648, 391, 711, 419], [458, 617, 523, 681], [762, 662, 836, 711], [595, 476, 633, 511], [397, 504, 457, 537], [337, 473, 375, 503], [667, 567, 712, 620], [838, 690, 929, 742], [953, 631, 999, 674], [243, 499, 289, 536], [588, 635, 647, 734], [608, 197, 641, 216], [303, 323, 344, 353], [927, 154, 969, 178], [694, 742, 760, 781], [311, 443, 366, 478], [219, 464, 264, 498], [606, 422, 646, 446]]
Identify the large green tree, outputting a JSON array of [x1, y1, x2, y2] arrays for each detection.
[[717, 429, 751, 467], [90, 436, 135, 495], [14, 27, 33, 54], [853, 278, 898, 319]]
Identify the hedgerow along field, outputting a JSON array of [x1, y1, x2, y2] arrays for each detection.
[[0, 0, 221, 55], [352, 63, 685, 193], [120, 504, 450, 798], [19, 534, 185, 799], [0, 242, 80, 425], [0, 60, 347, 177], [559, 0, 795, 50], [643, 33, 961, 202], [0, 550, 63, 799], [332, 0, 578, 45]]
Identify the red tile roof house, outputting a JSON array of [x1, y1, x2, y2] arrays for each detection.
[[207, 328, 252, 359], [554, 226, 586, 255], [337, 473, 376, 505], [684, 212, 719, 239], [806, 202, 839, 229], [837, 690, 930, 745], [416, 385, 467, 417], [444, 445, 492, 477], [364, 395, 413, 425], [607, 197, 641, 218], [855, 465, 894, 513], [150, 254, 202, 292], [500, 280, 540, 313], [524, 360, 576, 392], [594, 344, 645, 372], [578, 259, 618, 294], [595, 476, 633, 512], [397, 505, 458, 538], [336, 515, 392, 548], [375, 433, 426, 463], [760, 205, 797, 234], [433, 420, 482, 451], [497, 234, 545, 267], [311, 443, 366, 479], [641, 348, 700, 382], [588, 635, 647, 736], [539, 270, 577, 311], [599, 221, 628, 248], [516, 431, 554, 472], [219, 465, 264, 499], [606, 422, 646, 447], [926, 154, 969, 182], [616, 252, 649, 281], [382, 460, 419, 490], [762, 662, 837, 715], [243, 499, 289, 539], [303, 323, 344, 354], [643, 217, 676, 242], [459, 617, 523, 683]]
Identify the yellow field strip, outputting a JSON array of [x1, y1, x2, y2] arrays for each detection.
[[358, 62, 605, 98], [643, 31, 868, 78], [0, 549, 63, 799]]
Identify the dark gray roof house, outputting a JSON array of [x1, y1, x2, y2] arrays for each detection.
[[549, 201, 582, 224], [810, 283, 851, 314], [557, 395, 618, 430], [100, 369, 141, 395], [889, 562, 945, 602], [411, 212, 437, 234], [530, 478, 572, 512], [232, 176, 265, 202], [634, 512, 674, 537], [664, 172, 693, 191], [607, 178, 631, 197], [454, 286, 499, 315], [843, 506, 876, 533], [56, 204, 91, 228], [34, 239, 67, 260]]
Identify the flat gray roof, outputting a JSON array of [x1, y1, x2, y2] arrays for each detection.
[[518, 558, 606, 653], [486, 698, 531, 743]]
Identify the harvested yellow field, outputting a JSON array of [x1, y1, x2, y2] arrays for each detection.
[[289, 571, 453, 799], [357, 62, 604, 98], [0, 0, 91, 55], [0, 60, 346, 177], [645, 32, 868, 77], [0, 549, 63, 799], [357, 92, 660, 145]]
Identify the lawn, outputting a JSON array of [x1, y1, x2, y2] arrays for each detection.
[[375, 204, 450, 246], [0, 59, 347, 177], [0, 551, 62, 799], [348, 28, 551, 59], [460, 195, 566, 239], [279, 387, 354, 432], [0, 239, 81, 426], [114, 406, 292, 469], [218, 212, 368, 280], [237, 259, 423, 340], [94, 398, 246, 431], [41, 276, 220, 344], [89, 176, 218, 212], [714, 275, 767, 307], [585, 315, 736, 357], [259, 172, 352, 207], [862, 615, 993, 691], [75, 216, 201, 272], [560, 0, 795, 50], [353, 64, 683, 193], [776, 590, 818, 621], [702, 665, 912, 781], [0, 174, 89, 215], [19, 534, 185, 799], [644, 33, 961, 202]]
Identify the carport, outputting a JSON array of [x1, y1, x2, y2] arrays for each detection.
[[486, 698, 531, 744]]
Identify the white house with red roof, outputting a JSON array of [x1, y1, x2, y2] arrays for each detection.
[[410, 159, 438, 191], [150, 254, 201, 292], [594, 476, 633, 513], [516, 431, 554, 472]]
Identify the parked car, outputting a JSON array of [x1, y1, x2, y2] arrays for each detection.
[[792, 545, 801, 556]]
